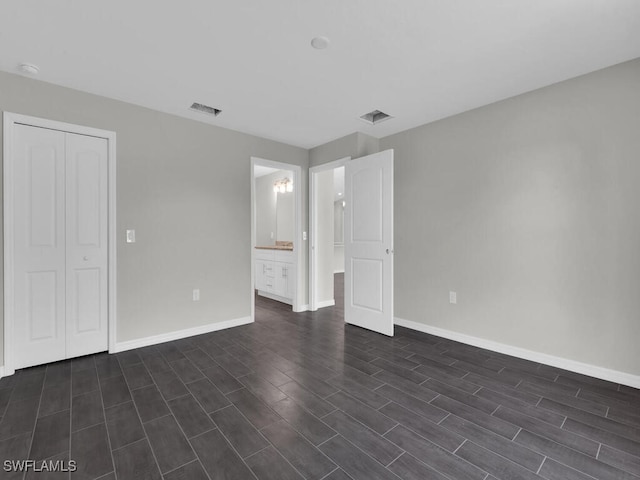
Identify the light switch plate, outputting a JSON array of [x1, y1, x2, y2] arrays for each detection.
[[126, 229, 136, 243], [449, 291, 457, 304]]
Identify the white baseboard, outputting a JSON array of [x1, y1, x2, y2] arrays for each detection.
[[294, 304, 309, 313], [394, 317, 640, 389], [317, 299, 336, 309], [257, 291, 293, 306], [111, 316, 252, 353], [0, 366, 5, 378]]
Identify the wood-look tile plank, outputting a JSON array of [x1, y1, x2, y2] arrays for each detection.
[[261, 420, 336, 480], [440, 415, 544, 472], [387, 453, 449, 480], [319, 434, 399, 480], [131, 385, 170, 423], [379, 402, 462, 452], [326, 391, 396, 435], [29, 410, 70, 461], [112, 439, 161, 480], [455, 441, 542, 480], [190, 429, 256, 480], [246, 446, 305, 480], [71, 423, 112, 480], [185, 378, 229, 413], [515, 429, 638, 480], [385, 425, 486, 480], [168, 394, 215, 438], [323, 410, 402, 466], [144, 414, 196, 473], [493, 406, 599, 456], [210, 405, 268, 457], [105, 401, 145, 450], [278, 381, 336, 417]]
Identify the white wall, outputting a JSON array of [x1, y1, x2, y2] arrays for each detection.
[[381, 58, 640, 377], [316, 169, 335, 305], [334, 201, 345, 273]]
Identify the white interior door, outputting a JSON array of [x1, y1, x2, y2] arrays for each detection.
[[65, 133, 109, 357], [11, 124, 108, 369], [13, 125, 67, 368], [344, 149, 394, 336]]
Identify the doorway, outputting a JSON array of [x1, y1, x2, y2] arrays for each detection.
[[309, 157, 350, 311], [310, 150, 395, 336], [250, 157, 303, 321], [3, 112, 117, 375]]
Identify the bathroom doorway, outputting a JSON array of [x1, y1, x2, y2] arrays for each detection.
[[250, 157, 303, 321]]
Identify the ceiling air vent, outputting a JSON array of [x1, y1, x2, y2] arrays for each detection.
[[359, 109, 392, 125], [190, 102, 221, 116]]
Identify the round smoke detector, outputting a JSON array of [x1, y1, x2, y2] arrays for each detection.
[[311, 36, 330, 50], [19, 63, 40, 75]]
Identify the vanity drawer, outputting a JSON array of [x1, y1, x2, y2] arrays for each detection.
[[275, 250, 294, 263], [255, 249, 275, 261]]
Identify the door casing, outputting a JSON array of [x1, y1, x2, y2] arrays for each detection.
[[3, 112, 117, 376]]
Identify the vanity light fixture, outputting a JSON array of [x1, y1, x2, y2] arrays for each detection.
[[273, 177, 293, 193]]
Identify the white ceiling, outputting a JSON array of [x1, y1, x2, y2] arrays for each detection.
[[1, 1, 639, 149]]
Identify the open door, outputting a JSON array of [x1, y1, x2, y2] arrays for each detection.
[[344, 149, 394, 336]]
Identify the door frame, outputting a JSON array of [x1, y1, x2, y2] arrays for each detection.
[[3, 112, 117, 376], [250, 157, 304, 321], [309, 157, 350, 311]]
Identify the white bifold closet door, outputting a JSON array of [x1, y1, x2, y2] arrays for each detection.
[[12, 123, 108, 369]]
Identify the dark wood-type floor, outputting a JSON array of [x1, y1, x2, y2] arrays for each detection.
[[1, 273, 639, 480]]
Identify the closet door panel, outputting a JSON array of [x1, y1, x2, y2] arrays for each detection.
[[65, 133, 109, 357], [12, 125, 67, 369]]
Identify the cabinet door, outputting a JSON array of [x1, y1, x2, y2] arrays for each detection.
[[284, 264, 295, 299], [255, 260, 266, 290], [274, 263, 286, 297]]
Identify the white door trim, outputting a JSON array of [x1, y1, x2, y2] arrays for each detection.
[[3, 112, 117, 376], [309, 157, 350, 311], [250, 157, 303, 321]]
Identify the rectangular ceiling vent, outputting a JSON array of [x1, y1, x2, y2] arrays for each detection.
[[190, 102, 221, 116], [359, 109, 392, 125]]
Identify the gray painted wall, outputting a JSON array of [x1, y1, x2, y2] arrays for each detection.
[[316, 169, 335, 305], [0, 71, 308, 363], [309, 132, 380, 167], [381, 59, 640, 376]]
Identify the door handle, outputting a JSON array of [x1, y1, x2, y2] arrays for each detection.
[[385, 249, 394, 255]]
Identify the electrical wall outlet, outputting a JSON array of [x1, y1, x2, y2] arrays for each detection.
[[193, 289, 200, 301], [303, 231, 307, 241], [126, 229, 136, 243], [449, 291, 457, 304]]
